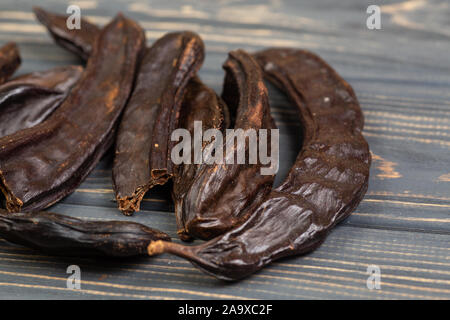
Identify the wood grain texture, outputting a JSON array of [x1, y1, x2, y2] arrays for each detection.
[[0, 0, 448, 299]]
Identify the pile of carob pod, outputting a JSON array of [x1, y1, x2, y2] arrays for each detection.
[[0, 8, 371, 281]]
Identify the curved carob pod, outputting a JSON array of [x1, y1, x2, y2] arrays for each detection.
[[175, 50, 276, 241], [0, 209, 170, 257], [148, 48, 371, 281], [33, 6, 99, 61], [113, 31, 205, 215], [172, 76, 229, 241], [0, 42, 21, 85], [0, 66, 83, 137], [0, 14, 145, 213]]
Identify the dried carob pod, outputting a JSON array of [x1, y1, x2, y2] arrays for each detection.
[[113, 31, 205, 215], [0, 209, 170, 257], [175, 50, 276, 241], [0, 66, 83, 137], [0, 14, 145, 212], [148, 48, 371, 281], [172, 76, 229, 240], [33, 6, 99, 61], [147, 33, 205, 187], [0, 42, 21, 84]]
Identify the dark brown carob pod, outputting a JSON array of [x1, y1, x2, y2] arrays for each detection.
[[175, 50, 276, 241], [148, 48, 371, 281], [0, 209, 170, 257], [0, 42, 21, 84], [33, 6, 99, 61], [113, 31, 205, 215], [148, 32, 205, 187], [0, 66, 83, 137], [0, 14, 145, 212], [172, 76, 228, 241]]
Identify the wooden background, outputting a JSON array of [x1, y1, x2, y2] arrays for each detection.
[[0, 0, 448, 299]]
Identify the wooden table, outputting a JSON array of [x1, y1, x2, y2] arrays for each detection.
[[0, 0, 448, 299]]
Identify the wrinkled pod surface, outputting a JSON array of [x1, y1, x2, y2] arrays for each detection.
[[0, 66, 83, 137], [176, 49, 277, 241]]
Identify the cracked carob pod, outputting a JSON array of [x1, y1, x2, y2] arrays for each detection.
[[0, 65, 83, 137], [33, 6, 99, 61], [0, 14, 145, 212], [175, 50, 276, 241], [148, 48, 371, 280], [113, 31, 205, 215], [0, 42, 21, 85], [0, 209, 170, 257], [172, 76, 229, 240]]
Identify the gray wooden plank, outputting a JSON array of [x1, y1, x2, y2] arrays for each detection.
[[0, 225, 448, 299]]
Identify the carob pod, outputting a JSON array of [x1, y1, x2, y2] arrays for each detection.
[[148, 48, 371, 280], [0, 14, 145, 212], [172, 76, 229, 241], [0, 42, 21, 85], [114, 31, 205, 215], [0, 209, 170, 257], [175, 50, 276, 241], [0, 65, 83, 137], [147, 33, 205, 188], [33, 6, 99, 61]]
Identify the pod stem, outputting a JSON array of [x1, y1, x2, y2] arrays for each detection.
[[147, 240, 198, 261]]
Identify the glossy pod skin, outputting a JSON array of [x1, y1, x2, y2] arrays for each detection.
[[148, 48, 371, 281], [0, 42, 21, 85], [113, 31, 205, 215], [0, 14, 145, 212], [173, 76, 228, 241], [33, 6, 99, 61], [0, 66, 83, 137], [176, 50, 276, 241], [0, 209, 170, 257]]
